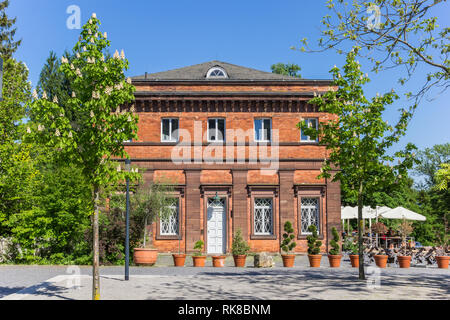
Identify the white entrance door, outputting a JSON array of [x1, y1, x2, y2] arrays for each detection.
[[207, 197, 226, 254]]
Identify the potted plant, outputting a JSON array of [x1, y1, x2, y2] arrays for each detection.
[[281, 221, 297, 267], [212, 255, 227, 268], [131, 183, 175, 266], [327, 227, 342, 268], [372, 222, 388, 268], [307, 225, 322, 268], [435, 238, 449, 269], [192, 240, 206, 267], [173, 238, 186, 267], [397, 219, 414, 268], [231, 229, 250, 267], [343, 237, 359, 267]]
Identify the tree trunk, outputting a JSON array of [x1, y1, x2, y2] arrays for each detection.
[[358, 182, 365, 280], [92, 186, 100, 300]]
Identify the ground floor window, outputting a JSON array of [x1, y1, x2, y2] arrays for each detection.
[[300, 197, 320, 235], [160, 199, 179, 236], [254, 198, 273, 235]]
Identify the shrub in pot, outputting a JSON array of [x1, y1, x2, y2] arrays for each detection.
[[435, 245, 450, 269], [192, 240, 206, 267], [172, 239, 186, 267], [343, 237, 359, 267], [231, 229, 250, 267], [131, 183, 175, 266], [328, 227, 342, 268], [396, 219, 413, 268], [307, 225, 322, 268], [281, 221, 297, 267]]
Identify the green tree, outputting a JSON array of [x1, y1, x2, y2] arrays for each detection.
[[414, 143, 450, 188], [0, 58, 32, 236], [298, 0, 449, 105], [271, 63, 302, 78], [435, 163, 450, 191], [27, 13, 139, 300], [299, 47, 417, 279], [0, 0, 21, 58]]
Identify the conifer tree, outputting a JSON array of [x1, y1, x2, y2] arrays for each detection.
[[0, 0, 21, 58]]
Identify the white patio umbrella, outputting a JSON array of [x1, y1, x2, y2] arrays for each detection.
[[380, 207, 426, 221]]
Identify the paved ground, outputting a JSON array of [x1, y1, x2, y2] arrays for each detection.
[[0, 255, 448, 300]]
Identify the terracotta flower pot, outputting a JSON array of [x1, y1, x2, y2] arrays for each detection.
[[374, 255, 388, 268], [327, 255, 342, 268], [172, 254, 186, 267], [397, 255, 411, 268], [281, 254, 296, 268], [233, 255, 247, 267], [133, 248, 158, 266], [349, 255, 359, 268], [308, 254, 322, 268], [212, 256, 226, 267], [192, 256, 206, 267], [436, 256, 450, 269]]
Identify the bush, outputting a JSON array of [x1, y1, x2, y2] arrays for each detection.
[[329, 227, 341, 255], [307, 225, 322, 255], [372, 222, 388, 234], [193, 240, 204, 256], [281, 221, 297, 254], [342, 237, 358, 255], [231, 229, 250, 256]]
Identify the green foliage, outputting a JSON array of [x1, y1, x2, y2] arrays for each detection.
[[231, 229, 250, 256], [342, 237, 358, 255], [329, 227, 340, 255], [271, 63, 302, 78], [281, 221, 297, 254], [0, 0, 21, 58], [26, 14, 139, 189], [298, 0, 449, 105], [193, 240, 204, 256], [434, 164, 450, 191], [414, 143, 450, 188], [306, 225, 322, 255]]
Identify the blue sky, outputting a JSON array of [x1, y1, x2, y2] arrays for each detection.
[[9, 0, 450, 155]]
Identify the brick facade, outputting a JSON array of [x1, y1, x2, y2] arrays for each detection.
[[123, 62, 341, 254]]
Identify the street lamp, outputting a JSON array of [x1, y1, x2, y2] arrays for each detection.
[[125, 159, 131, 281]]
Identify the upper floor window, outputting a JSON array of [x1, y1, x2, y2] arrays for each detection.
[[161, 118, 179, 142], [206, 67, 228, 79], [208, 118, 226, 142], [301, 118, 319, 142], [254, 118, 272, 142]]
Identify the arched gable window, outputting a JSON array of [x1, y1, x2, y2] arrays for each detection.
[[206, 67, 228, 79]]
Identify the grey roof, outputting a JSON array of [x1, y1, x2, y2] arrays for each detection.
[[132, 60, 317, 82]]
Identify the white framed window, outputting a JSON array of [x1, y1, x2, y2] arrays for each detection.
[[300, 198, 320, 235], [254, 198, 273, 235], [208, 118, 226, 142], [254, 118, 272, 142], [301, 118, 319, 142], [161, 118, 179, 142], [206, 67, 228, 79], [160, 199, 179, 236]]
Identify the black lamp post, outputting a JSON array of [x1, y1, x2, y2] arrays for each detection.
[[125, 159, 131, 281]]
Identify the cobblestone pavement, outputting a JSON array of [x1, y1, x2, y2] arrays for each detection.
[[1, 255, 448, 300]]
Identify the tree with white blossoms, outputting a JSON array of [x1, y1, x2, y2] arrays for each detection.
[[26, 13, 139, 300], [299, 47, 418, 280]]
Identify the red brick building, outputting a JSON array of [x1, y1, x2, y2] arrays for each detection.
[[126, 61, 341, 254]]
